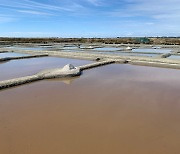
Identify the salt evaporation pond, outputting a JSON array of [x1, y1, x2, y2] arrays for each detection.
[[93, 47, 122, 51], [62, 46, 79, 50], [0, 57, 91, 81], [0, 52, 29, 58], [168, 55, 180, 60], [85, 50, 157, 57], [1, 59, 180, 154], [5, 46, 46, 51], [133, 48, 172, 54]]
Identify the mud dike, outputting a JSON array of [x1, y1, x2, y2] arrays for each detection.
[[0, 61, 116, 90], [0, 54, 48, 62]]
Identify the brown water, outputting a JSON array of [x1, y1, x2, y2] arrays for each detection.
[[0, 59, 180, 154], [0, 57, 91, 81]]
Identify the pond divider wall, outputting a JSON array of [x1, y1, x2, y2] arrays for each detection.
[[0, 61, 116, 90], [0, 54, 48, 62], [1, 47, 180, 69]]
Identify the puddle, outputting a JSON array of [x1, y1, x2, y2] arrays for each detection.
[[0, 52, 29, 58], [133, 48, 172, 54], [0, 64, 180, 154]]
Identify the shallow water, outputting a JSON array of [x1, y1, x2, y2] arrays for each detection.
[[168, 55, 180, 60], [133, 48, 171, 54], [0, 52, 29, 58], [62, 46, 79, 50], [86, 51, 157, 57], [0, 57, 91, 81], [93, 47, 122, 51], [1, 61, 180, 154], [5, 46, 46, 51]]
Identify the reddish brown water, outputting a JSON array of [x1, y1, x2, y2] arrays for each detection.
[[0, 59, 180, 154]]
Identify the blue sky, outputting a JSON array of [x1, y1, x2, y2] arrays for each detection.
[[0, 0, 180, 37]]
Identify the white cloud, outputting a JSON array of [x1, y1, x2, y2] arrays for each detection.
[[17, 10, 53, 16], [0, 0, 86, 15], [108, 0, 180, 21], [0, 0, 179, 37], [128, 0, 180, 20]]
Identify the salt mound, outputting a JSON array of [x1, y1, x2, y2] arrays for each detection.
[[62, 64, 76, 71], [126, 46, 132, 50]]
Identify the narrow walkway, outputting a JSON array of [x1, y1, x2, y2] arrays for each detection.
[[79, 60, 116, 70]]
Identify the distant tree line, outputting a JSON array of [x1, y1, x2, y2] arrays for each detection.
[[0, 37, 180, 45]]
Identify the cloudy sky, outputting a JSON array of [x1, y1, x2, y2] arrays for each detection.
[[0, 0, 180, 37]]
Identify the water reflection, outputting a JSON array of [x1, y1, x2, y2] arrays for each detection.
[[47, 76, 80, 85]]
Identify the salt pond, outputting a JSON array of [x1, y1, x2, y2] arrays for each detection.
[[5, 46, 46, 51], [0, 57, 180, 154], [93, 47, 122, 51], [133, 48, 172, 54], [86, 51, 157, 57], [0, 57, 91, 81], [0, 52, 29, 58], [61, 46, 79, 50], [168, 55, 180, 60]]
